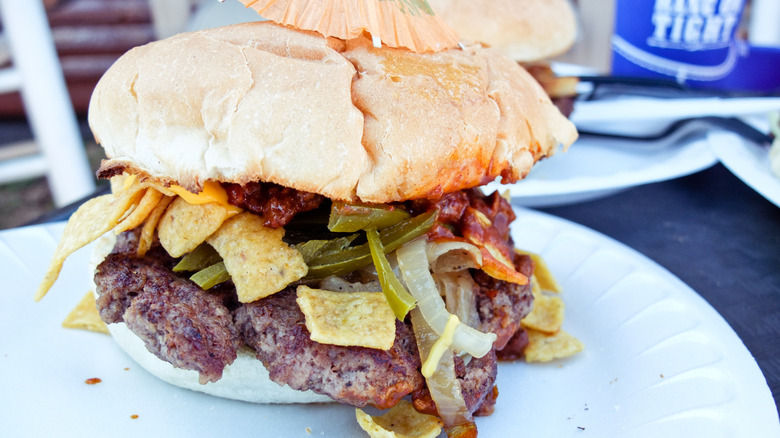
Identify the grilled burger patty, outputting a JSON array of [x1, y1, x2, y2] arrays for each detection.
[[94, 236, 242, 385], [234, 288, 424, 409]]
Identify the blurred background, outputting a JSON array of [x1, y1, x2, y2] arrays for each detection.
[[0, 0, 161, 229], [0, 0, 252, 229], [0, 0, 777, 230]]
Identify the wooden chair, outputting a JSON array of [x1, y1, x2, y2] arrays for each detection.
[[0, 0, 94, 207]]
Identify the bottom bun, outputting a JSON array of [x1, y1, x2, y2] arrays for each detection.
[[107, 322, 333, 403], [90, 234, 333, 404]]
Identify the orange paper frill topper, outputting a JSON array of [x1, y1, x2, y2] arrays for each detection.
[[238, 0, 460, 53]]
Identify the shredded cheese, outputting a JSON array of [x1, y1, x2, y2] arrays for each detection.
[[421, 314, 460, 378], [168, 181, 241, 213], [121, 174, 241, 214], [168, 181, 221, 205]]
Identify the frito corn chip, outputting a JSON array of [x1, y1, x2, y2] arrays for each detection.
[[114, 188, 164, 234], [139, 181, 177, 197], [530, 274, 542, 295], [521, 292, 565, 335], [158, 197, 229, 257], [524, 329, 584, 362], [137, 195, 174, 256], [35, 188, 143, 301], [297, 286, 395, 350], [62, 291, 109, 334], [517, 250, 561, 293], [479, 244, 529, 285], [109, 173, 135, 193], [207, 213, 307, 303], [110, 173, 177, 197], [356, 399, 443, 438]]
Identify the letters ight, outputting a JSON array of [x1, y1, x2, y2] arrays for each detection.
[[649, 0, 744, 48]]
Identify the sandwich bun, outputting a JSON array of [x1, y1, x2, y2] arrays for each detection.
[[427, 0, 578, 62], [89, 21, 576, 202]]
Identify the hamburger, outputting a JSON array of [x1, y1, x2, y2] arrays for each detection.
[[426, 0, 578, 63], [427, 0, 581, 116], [37, 21, 577, 435]]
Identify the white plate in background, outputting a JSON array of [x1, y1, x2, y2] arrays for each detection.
[[1, 210, 777, 437], [571, 97, 780, 136], [709, 131, 780, 208], [489, 97, 780, 207], [186, 0, 265, 31], [485, 134, 717, 207]]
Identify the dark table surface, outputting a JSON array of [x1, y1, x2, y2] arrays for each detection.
[[28, 161, 780, 420]]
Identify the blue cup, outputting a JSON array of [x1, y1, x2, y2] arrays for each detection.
[[610, 0, 778, 92]]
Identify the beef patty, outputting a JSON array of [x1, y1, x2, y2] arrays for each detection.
[[94, 234, 241, 384], [94, 231, 425, 408], [234, 289, 424, 409]]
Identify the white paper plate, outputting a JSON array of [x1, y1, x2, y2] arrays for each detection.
[[485, 135, 717, 207], [488, 97, 780, 207], [2, 210, 778, 437], [709, 131, 780, 208]]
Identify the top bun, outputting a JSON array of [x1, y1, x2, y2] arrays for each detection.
[[89, 22, 576, 203], [427, 0, 578, 62]]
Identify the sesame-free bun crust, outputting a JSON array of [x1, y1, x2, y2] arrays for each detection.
[[427, 0, 578, 62], [90, 22, 576, 203]]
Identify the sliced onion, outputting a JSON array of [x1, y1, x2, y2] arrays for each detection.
[[396, 237, 496, 358], [434, 271, 481, 329], [426, 240, 482, 273], [410, 308, 472, 428]]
